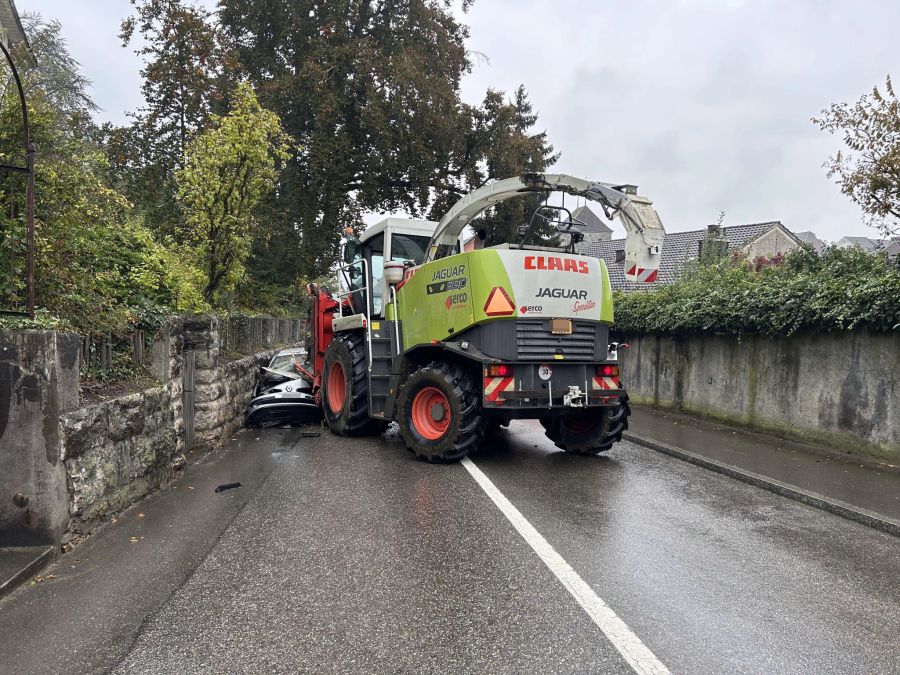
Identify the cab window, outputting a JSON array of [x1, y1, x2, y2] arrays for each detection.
[[365, 233, 385, 315], [391, 233, 431, 265]]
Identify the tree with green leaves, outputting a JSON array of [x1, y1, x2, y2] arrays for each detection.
[[176, 82, 292, 306], [115, 0, 224, 239], [0, 14, 207, 328], [219, 0, 474, 281], [813, 75, 900, 240], [218, 0, 556, 282]]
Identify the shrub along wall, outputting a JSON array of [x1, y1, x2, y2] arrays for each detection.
[[612, 247, 900, 461], [613, 247, 900, 336]]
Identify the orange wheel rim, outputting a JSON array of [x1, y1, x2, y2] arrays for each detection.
[[326, 361, 346, 414], [564, 414, 597, 434], [411, 386, 451, 441]]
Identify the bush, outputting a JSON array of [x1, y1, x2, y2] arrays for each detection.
[[613, 246, 900, 336]]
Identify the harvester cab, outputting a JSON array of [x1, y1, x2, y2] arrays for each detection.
[[307, 173, 665, 462]]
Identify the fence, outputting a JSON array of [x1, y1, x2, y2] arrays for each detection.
[[78, 315, 305, 375], [218, 315, 305, 355], [79, 331, 146, 372]]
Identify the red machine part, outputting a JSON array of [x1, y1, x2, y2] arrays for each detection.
[[306, 283, 341, 405]]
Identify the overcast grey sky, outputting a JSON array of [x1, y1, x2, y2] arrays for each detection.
[[27, 0, 900, 240]]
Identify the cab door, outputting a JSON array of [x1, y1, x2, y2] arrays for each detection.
[[362, 232, 385, 317]]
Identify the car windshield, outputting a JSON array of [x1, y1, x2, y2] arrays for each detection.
[[269, 353, 305, 372]]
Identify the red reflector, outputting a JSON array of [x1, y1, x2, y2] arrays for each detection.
[[488, 364, 512, 377], [597, 364, 619, 377], [483, 286, 516, 316]]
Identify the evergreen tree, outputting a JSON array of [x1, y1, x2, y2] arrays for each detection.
[[114, 0, 224, 239], [459, 85, 559, 246]]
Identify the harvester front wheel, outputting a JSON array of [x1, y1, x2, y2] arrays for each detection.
[[322, 333, 380, 436], [397, 362, 485, 462], [541, 396, 631, 455]]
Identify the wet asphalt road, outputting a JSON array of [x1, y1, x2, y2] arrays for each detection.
[[2, 422, 899, 674]]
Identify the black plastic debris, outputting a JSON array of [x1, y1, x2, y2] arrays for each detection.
[[215, 483, 242, 493]]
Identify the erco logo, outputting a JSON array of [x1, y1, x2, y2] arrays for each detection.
[[445, 292, 468, 309], [524, 256, 590, 274], [519, 305, 543, 314]]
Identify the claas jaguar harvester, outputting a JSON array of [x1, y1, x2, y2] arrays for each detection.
[[306, 173, 665, 462]]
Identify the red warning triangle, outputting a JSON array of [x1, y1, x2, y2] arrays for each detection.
[[483, 286, 516, 316]]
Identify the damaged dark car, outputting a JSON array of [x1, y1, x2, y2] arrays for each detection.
[[245, 347, 322, 427]]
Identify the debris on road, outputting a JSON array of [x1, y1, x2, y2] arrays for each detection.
[[215, 483, 242, 493]]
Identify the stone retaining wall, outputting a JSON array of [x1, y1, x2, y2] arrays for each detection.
[[1, 315, 302, 548], [620, 331, 900, 461], [62, 386, 176, 537], [221, 351, 277, 440], [186, 315, 282, 449]]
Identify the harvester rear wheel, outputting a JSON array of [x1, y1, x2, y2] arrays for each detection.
[[541, 396, 631, 455], [397, 362, 485, 462], [322, 332, 380, 436]]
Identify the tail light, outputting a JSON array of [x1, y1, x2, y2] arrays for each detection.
[[597, 364, 619, 377], [488, 364, 512, 377]]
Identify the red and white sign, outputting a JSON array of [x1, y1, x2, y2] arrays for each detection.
[[592, 375, 621, 390], [484, 376, 515, 402], [625, 264, 658, 283]]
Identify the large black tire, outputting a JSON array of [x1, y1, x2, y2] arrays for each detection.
[[396, 362, 485, 462], [541, 396, 631, 455], [321, 332, 380, 436]]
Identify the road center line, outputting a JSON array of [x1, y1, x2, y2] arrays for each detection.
[[461, 458, 670, 675]]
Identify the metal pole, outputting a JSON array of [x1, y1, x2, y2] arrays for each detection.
[[25, 142, 34, 317], [0, 39, 34, 317]]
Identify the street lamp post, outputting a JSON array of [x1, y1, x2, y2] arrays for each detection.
[[0, 37, 35, 318]]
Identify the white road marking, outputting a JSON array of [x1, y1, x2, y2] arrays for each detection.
[[461, 457, 670, 675]]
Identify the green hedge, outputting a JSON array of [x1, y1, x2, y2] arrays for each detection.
[[612, 246, 900, 336]]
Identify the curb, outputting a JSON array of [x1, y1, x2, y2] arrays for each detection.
[[0, 546, 56, 601], [624, 432, 900, 538]]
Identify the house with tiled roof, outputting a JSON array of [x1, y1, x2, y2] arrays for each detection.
[[794, 231, 826, 253], [835, 234, 900, 257], [571, 205, 612, 249], [585, 221, 802, 292], [836, 236, 881, 251]]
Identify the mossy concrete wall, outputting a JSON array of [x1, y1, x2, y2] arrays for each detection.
[[621, 331, 900, 461]]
